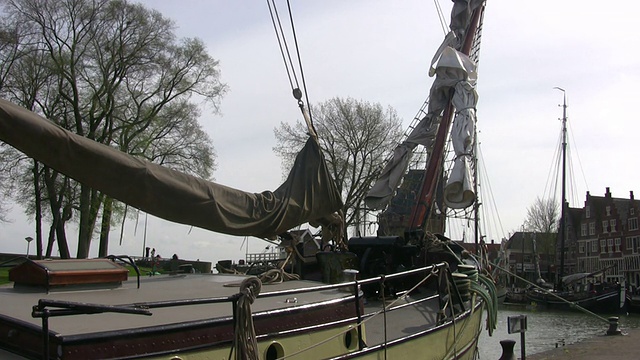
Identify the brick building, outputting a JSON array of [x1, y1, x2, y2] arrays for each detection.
[[571, 187, 640, 286], [505, 231, 555, 285]]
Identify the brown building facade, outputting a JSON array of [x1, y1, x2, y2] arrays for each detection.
[[573, 187, 640, 286]]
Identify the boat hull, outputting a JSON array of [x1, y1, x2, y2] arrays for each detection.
[[0, 265, 490, 360], [526, 288, 622, 314], [625, 293, 640, 313], [137, 300, 484, 360]]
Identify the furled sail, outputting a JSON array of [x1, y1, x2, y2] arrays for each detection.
[[0, 99, 343, 239], [442, 47, 477, 209], [365, 0, 482, 212], [365, 42, 478, 210]]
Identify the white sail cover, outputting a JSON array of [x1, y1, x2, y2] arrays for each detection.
[[365, 0, 483, 212], [365, 42, 478, 210], [444, 53, 478, 209]]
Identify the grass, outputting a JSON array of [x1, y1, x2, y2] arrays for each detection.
[[0, 267, 8, 285]]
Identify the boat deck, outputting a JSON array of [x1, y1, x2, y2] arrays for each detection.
[[0, 266, 486, 359], [0, 273, 349, 336]]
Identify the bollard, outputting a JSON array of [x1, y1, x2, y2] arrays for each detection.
[[606, 316, 621, 336], [498, 339, 516, 360]]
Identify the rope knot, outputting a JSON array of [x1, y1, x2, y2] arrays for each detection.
[[233, 277, 262, 359], [239, 277, 262, 305]]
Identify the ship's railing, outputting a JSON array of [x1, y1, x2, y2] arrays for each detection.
[[245, 252, 284, 263], [30, 261, 468, 360]]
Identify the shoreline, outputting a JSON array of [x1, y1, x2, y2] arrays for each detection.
[[524, 327, 640, 359]]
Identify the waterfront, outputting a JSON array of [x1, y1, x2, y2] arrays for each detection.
[[478, 304, 640, 359]]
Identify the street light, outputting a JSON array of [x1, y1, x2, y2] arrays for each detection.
[[25, 236, 33, 258]]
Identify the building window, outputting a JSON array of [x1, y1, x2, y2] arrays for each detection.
[[607, 239, 613, 253], [606, 206, 611, 216], [610, 219, 617, 232], [615, 238, 621, 252], [602, 220, 609, 233], [630, 217, 638, 231], [600, 239, 606, 253], [581, 223, 587, 236], [633, 236, 640, 254], [591, 240, 598, 253], [632, 208, 635, 215], [579, 242, 585, 253], [586, 206, 591, 218], [589, 222, 596, 236]]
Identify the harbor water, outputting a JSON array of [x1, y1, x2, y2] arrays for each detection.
[[478, 304, 640, 359]]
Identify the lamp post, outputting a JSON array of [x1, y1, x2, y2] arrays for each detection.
[[25, 236, 33, 258]]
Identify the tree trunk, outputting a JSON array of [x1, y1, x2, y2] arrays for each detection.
[[77, 184, 92, 258], [77, 186, 104, 258], [43, 167, 70, 258], [98, 197, 113, 257], [46, 221, 55, 257], [55, 217, 71, 258], [46, 203, 71, 259], [33, 160, 43, 259]]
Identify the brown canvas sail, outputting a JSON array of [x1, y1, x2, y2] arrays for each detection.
[[0, 99, 342, 239]]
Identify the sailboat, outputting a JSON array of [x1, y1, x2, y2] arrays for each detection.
[[524, 91, 623, 314], [0, 1, 497, 359]]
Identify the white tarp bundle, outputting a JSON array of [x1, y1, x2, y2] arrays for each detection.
[[443, 50, 478, 209], [365, 38, 478, 210]]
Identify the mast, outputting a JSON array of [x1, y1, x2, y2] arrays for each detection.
[[555, 87, 567, 291]]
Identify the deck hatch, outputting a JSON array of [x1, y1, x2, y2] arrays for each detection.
[[9, 259, 128, 290]]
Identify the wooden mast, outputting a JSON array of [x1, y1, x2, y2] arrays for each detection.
[[556, 87, 568, 291]]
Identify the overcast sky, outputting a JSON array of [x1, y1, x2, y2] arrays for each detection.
[[2, 0, 639, 264]]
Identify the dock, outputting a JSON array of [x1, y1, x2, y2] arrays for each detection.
[[525, 327, 640, 360]]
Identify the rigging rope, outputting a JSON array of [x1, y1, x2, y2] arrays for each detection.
[[231, 277, 262, 360], [266, 0, 317, 140], [267, 0, 299, 91], [433, 0, 449, 36]]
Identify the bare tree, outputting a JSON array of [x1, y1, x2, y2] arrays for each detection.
[[274, 97, 403, 233], [524, 196, 559, 262], [0, 0, 227, 258]]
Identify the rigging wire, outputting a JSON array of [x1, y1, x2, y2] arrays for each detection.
[[433, 0, 449, 36], [285, 0, 313, 123], [266, 0, 299, 91], [266, 0, 316, 138], [476, 141, 507, 241], [566, 118, 590, 200], [542, 124, 562, 205]]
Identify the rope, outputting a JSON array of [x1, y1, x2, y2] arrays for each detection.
[[380, 276, 388, 360], [266, 0, 299, 90], [231, 277, 262, 360], [433, 0, 449, 36], [255, 248, 300, 284], [470, 276, 497, 335], [260, 268, 300, 284], [266, 0, 317, 140], [444, 269, 459, 357]]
